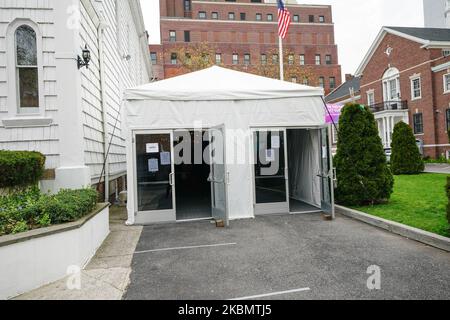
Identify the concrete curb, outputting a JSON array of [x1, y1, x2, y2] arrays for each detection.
[[335, 205, 450, 253]]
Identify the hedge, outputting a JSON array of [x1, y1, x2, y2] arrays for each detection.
[[0, 150, 45, 189], [0, 187, 98, 236]]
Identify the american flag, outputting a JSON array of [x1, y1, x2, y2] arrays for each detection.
[[278, 0, 292, 39]]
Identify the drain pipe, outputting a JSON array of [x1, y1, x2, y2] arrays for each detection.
[[98, 20, 110, 203]]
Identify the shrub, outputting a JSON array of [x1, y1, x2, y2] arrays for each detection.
[[390, 122, 424, 175], [0, 150, 45, 189], [334, 103, 394, 206], [0, 188, 98, 236]]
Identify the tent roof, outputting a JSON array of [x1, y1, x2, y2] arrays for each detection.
[[124, 66, 324, 101]]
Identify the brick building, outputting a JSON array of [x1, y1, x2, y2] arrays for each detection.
[[326, 27, 450, 159], [150, 0, 342, 94]]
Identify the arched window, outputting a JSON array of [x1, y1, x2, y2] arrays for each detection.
[[15, 25, 39, 110], [382, 67, 400, 102]]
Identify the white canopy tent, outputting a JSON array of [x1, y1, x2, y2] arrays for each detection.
[[123, 66, 334, 225]]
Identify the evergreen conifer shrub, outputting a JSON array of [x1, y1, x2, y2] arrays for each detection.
[[334, 103, 394, 205], [390, 121, 424, 175]]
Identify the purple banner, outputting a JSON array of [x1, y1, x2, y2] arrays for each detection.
[[325, 104, 344, 124]]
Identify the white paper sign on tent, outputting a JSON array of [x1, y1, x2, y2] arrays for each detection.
[[160, 152, 171, 165], [271, 135, 280, 149], [146, 143, 159, 153], [148, 158, 159, 172]]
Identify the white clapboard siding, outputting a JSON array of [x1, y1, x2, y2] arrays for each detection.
[[0, 0, 151, 180], [0, 2, 59, 170], [81, 0, 150, 182]]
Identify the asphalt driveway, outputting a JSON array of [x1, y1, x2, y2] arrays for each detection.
[[124, 214, 450, 300]]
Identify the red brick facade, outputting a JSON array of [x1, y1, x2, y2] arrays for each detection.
[[357, 32, 450, 158], [150, 0, 342, 94]]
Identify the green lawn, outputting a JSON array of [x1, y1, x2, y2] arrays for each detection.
[[352, 173, 449, 237]]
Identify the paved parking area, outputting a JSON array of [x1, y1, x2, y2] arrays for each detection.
[[124, 214, 450, 300]]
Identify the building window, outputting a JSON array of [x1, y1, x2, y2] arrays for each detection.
[[198, 11, 206, 19], [288, 54, 294, 65], [244, 53, 251, 65], [299, 54, 305, 65], [443, 49, 450, 57], [319, 77, 325, 88], [170, 52, 177, 65], [447, 109, 450, 131], [212, 12, 219, 19], [169, 30, 176, 42], [251, 0, 262, 2], [272, 54, 278, 64], [150, 52, 157, 65], [332, 124, 339, 144], [15, 25, 39, 110], [215, 53, 222, 64], [240, 13, 246, 21], [325, 55, 332, 65], [228, 12, 235, 20], [309, 15, 314, 23], [267, 14, 273, 21], [315, 54, 321, 65], [260, 53, 267, 65], [367, 91, 375, 106], [382, 67, 401, 101], [293, 15, 299, 22], [319, 16, 325, 23], [232, 53, 239, 64], [413, 113, 424, 134], [410, 76, 421, 100], [329, 77, 336, 90], [184, 0, 191, 11], [444, 74, 450, 93], [184, 30, 190, 42], [256, 13, 262, 21]]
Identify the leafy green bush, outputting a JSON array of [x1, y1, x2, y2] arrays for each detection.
[[0, 187, 98, 236], [390, 122, 424, 175], [0, 150, 45, 189], [334, 103, 394, 206]]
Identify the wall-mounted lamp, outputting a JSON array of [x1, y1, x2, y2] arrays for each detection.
[[77, 45, 91, 69]]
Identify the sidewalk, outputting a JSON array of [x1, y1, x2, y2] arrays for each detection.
[[15, 206, 142, 300], [425, 163, 450, 174]]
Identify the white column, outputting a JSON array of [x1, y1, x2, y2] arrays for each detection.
[[386, 116, 392, 147], [53, 0, 91, 191], [382, 117, 387, 147]]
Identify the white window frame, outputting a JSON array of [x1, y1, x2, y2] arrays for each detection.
[[215, 53, 222, 64], [382, 68, 401, 101], [332, 124, 339, 144], [7, 19, 44, 116], [232, 53, 239, 65], [410, 75, 422, 100], [366, 90, 375, 106], [444, 73, 450, 94], [315, 54, 321, 65], [299, 54, 305, 65]]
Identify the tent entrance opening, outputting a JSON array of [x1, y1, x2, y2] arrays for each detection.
[[174, 130, 212, 221], [287, 129, 322, 214]]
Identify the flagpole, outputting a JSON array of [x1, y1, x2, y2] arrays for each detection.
[[278, 36, 284, 81]]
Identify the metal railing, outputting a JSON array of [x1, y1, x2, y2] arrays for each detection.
[[369, 100, 408, 113]]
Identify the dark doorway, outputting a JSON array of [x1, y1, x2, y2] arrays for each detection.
[[174, 131, 212, 221]]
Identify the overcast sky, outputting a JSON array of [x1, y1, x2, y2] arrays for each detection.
[[139, 0, 425, 77]]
